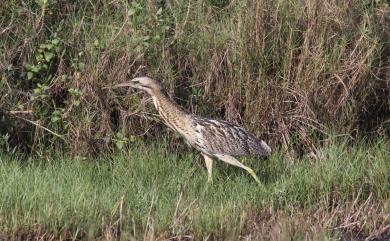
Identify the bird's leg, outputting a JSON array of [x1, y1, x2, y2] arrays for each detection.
[[202, 154, 213, 183], [214, 154, 260, 184]]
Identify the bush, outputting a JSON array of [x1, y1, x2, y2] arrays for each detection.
[[1, 0, 389, 154]]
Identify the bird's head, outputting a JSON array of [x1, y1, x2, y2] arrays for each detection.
[[113, 76, 163, 95]]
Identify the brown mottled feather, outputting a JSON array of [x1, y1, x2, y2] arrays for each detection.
[[190, 116, 271, 157]]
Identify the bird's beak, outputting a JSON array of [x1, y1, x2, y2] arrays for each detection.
[[112, 82, 134, 89], [112, 79, 139, 89]]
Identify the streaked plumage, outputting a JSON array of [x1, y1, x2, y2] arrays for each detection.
[[114, 77, 271, 184], [190, 117, 271, 157]]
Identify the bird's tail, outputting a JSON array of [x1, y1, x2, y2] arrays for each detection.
[[260, 140, 272, 156]]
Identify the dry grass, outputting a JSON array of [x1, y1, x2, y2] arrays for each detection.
[[1, 3, 390, 240], [1, 1, 390, 154], [3, 201, 390, 241]]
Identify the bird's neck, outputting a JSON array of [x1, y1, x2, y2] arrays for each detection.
[[150, 90, 189, 131]]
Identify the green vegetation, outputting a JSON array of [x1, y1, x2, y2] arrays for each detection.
[[1, 0, 389, 154], [1, 0, 390, 240], [0, 140, 389, 240]]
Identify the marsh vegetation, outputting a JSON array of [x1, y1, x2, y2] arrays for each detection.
[[1, 0, 390, 240]]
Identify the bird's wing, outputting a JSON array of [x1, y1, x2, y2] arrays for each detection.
[[191, 117, 271, 156]]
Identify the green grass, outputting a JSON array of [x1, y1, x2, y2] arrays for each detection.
[[0, 139, 389, 240]]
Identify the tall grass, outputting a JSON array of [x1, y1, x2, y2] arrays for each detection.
[[0, 0, 389, 154], [0, 139, 389, 240]]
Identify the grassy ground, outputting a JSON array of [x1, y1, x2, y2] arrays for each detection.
[[0, 139, 389, 240]]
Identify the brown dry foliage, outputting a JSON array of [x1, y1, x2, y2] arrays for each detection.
[[0, 0, 389, 154]]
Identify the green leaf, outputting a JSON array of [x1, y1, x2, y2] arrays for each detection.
[[128, 8, 136, 16], [35, 0, 47, 8], [68, 88, 83, 97], [51, 116, 61, 123], [116, 140, 124, 150], [130, 135, 136, 142], [51, 39, 60, 45], [35, 53, 44, 61], [33, 88, 41, 94], [44, 52, 54, 62], [44, 43, 54, 50], [78, 63, 85, 72], [27, 72, 33, 80], [25, 64, 32, 70], [31, 65, 40, 73]]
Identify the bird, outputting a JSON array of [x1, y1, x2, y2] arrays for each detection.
[[113, 76, 271, 184]]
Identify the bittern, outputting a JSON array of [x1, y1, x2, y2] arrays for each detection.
[[114, 77, 271, 184]]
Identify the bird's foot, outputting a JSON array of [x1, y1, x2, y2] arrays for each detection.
[[245, 167, 261, 185], [207, 175, 213, 184]]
